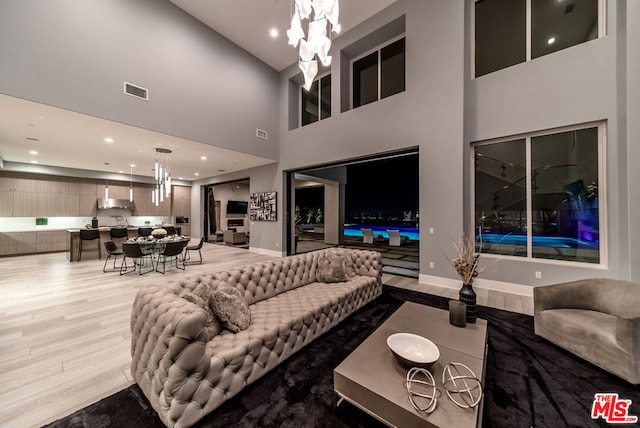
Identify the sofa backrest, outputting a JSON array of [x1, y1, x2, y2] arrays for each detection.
[[211, 251, 319, 305], [209, 248, 382, 306]]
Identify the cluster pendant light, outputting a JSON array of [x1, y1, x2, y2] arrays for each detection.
[[287, 0, 340, 90], [152, 148, 172, 206]]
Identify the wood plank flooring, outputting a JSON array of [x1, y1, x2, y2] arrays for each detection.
[[0, 242, 532, 428], [0, 242, 277, 428]]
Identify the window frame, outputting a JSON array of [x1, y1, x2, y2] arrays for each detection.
[[349, 34, 406, 110], [471, 0, 607, 79], [470, 121, 607, 267], [298, 71, 332, 128]]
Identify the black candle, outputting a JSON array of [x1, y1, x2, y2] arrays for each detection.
[[449, 300, 467, 328]]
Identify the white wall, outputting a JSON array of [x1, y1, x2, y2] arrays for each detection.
[[277, 0, 638, 287], [0, 0, 279, 161]]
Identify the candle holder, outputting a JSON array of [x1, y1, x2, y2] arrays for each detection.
[[449, 300, 467, 328]]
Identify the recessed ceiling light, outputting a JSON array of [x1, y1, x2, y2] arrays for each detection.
[[105, 137, 114, 143], [29, 150, 38, 155], [194, 172, 200, 176], [30, 160, 38, 164], [118, 170, 124, 174], [200, 156, 207, 160], [179, 177, 183, 180], [547, 37, 556, 45], [269, 28, 279, 38], [129, 164, 136, 168]]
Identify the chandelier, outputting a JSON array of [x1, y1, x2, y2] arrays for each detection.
[[152, 148, 171, 206], [287, 0, 340, 91]]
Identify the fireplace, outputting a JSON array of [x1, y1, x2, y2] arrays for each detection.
[[227, 218, 244, 227]]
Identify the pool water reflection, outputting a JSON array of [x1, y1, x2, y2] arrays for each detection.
[[344, 225, 420, 241]]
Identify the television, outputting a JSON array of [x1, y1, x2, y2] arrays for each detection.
[[226, 200, 248, 214]]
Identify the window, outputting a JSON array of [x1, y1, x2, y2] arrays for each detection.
[[473, 123, 604, 264], [474, 0, 602, 77], [353, 37, 405, 109], [301, 74, 331, 127]]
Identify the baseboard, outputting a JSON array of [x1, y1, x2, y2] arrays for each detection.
[[249, 247, 285, 257], [418, 274, 534, 297]]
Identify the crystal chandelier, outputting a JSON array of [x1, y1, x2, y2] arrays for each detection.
[[287, 0, 340, 91], [152, 148, 171, 206]]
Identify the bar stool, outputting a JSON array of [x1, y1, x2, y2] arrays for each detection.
[[78, 229, 101, 261], [109, 227, 128, 244]]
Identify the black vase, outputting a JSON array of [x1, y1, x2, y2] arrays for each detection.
[[458, 283, 477, 323]]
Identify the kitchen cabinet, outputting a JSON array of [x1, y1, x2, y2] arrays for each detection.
[[36, 230, 69, 252], [0, 175, 39, 216], [172, 186, 191, 217], [0, 232, 37, 256], [133, 184, 170, 216]]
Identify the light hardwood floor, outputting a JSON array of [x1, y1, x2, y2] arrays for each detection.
[[0, 243, 532, 428]]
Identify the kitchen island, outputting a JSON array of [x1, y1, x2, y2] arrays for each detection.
[[66, 226, 182, 262]]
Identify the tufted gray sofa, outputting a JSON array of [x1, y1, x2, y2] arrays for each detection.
[[130, 248, 382, 427], [534, 278, 640, 384]]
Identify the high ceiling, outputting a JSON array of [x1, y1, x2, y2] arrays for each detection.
[[0, 0, 397, 181]]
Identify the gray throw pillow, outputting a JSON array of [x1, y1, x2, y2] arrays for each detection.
[[316, 253, 349, 283], [181, 284, 222, 339], [209, 284, 251, 333]]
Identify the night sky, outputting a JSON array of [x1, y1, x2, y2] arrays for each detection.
[[296, 154, 419, 223], [346, 155, 418, 220]]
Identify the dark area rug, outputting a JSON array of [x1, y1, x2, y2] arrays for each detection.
[[45, 285, 640, 428]]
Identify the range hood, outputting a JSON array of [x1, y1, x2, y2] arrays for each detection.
[[97, 199, 136, 209]]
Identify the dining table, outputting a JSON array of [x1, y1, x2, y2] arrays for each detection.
[[123, 235, 190, 259]]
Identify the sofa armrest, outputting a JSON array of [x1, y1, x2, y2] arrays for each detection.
[[347, 249, 383, 278], [131, 284, 212, 426]]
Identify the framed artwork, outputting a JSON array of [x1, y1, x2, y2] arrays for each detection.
[[250, 191, 277, 221]]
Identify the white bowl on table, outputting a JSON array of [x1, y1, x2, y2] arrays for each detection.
[[387, 333, 440, 369]]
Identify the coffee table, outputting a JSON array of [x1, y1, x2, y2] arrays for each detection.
[[334, 301, 488, 428]]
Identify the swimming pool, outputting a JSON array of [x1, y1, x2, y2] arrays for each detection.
[[344, 225, 420, 241]]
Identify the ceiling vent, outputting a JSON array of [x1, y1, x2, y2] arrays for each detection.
[[256, 128, 268, 140], [124, 82, 149, 101]]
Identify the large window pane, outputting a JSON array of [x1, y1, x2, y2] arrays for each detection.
[[532, 0, 598, 59], [320, 75, 331, 120], [301, 80, 319, 126], [475, 139, 527, 256], [381, 38, 405, 99], [531, 128, 599, 263], [353, 51, 378, 108], [475, 0, 526, 77]]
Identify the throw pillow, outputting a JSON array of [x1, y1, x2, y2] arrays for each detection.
[[209, 285, 251, 333], [180, 285, 222, 339], [316, 253, 349, 283]]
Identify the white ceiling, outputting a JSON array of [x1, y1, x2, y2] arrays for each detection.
[[169, 0, 397, 71], [0, 0, 396, 181]]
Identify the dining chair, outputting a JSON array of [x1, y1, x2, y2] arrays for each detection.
[[138, 227, 153, 237], [103, 240, 124, 273], [120, 243, 154, 275], [164, 226, 177, 235], [183, 237, 205, 266], [78, 229, 101, 261], [156, 241, 186, 274]]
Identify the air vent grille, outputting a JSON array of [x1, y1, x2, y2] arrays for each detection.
[[256, 128, 268, 140], [124, 82, 149, 100]]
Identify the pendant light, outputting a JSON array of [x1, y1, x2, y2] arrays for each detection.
[[153, 148, 172, 206], [129, 164, 135, 202]]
